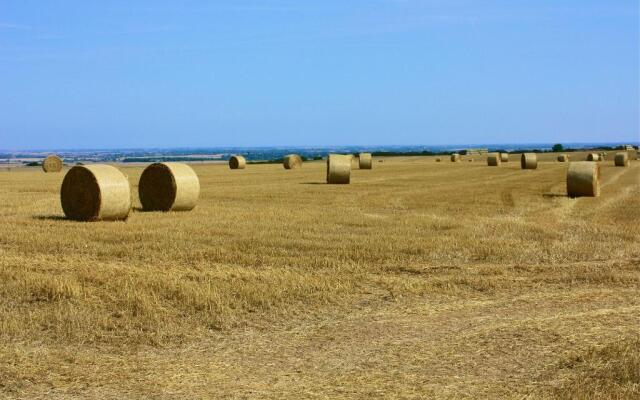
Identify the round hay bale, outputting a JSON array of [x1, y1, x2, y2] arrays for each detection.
[[349, 155, 360, 170], [450, 153, 460, 162], [557, 154, 569, 162], [42, 155, 63, 173], [468, 159, 473, 162], [283, 154, 302, 169], [487, 153, 501, 166], [359, 153, 373, 169], [614, 152, 629, 167], [229, 155, 246, 170], [326, 154, 351, 184], [500, 153, 509, 162], [586, 153, 600, 162], [138, 162, 200, 211], [60, 164, 131, 221], [435, 158, 441, 162], [567, 161, 600, 197], [521, 153, 538, 169]]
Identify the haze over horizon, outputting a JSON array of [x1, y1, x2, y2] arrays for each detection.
[[2, 141, 640, 154], [1, 1, 638, 150]]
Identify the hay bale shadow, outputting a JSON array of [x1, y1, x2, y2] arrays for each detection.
[[542, 193, 568, 198], [33, 215, 67, 221]]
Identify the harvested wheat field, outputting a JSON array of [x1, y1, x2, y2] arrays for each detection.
[[0, 156, 639, 399]]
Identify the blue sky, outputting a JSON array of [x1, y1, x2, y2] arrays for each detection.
[[1, 1, 638, 150]]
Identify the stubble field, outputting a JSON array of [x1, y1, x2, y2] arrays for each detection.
[[0, 154, 638, 399]]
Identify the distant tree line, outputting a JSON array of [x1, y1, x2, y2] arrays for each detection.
[[372, 144, 635, 158], [372, 150, 443, 157], [121, 157, 218, 162], [248, 155, 321, 164]]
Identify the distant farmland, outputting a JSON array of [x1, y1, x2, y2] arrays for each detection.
[[0, 154, 638, 399]]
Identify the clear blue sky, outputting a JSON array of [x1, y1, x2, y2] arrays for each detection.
[[1, 1, 638, 150]]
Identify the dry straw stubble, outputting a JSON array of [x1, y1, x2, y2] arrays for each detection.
[[326, 154, 351, 184], [60, 164, 131, 221], [2, 156, 640, 399], [229, 155, 247, 170], [567, 161, 600, 197], [138, 162, 200, 211], [521, 153, 538, 170], [42, 155, 63, 173]]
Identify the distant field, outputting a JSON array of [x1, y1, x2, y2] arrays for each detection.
[[0, 154, 638, 399]]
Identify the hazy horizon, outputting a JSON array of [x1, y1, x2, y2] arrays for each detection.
[[2, 140, 638, 154]]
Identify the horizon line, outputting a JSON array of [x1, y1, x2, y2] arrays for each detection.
[[1, 140, 638, 154]]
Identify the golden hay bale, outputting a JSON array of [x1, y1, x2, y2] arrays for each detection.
[[500, 153, 509, 162], [557, 154, 569, 162], [349, 155, 360, 170], [283, 154, 303, 169], [435, 158, 441, 162], [42, 155, 63, 173], [567, 161, 600, 197], [521, 153, 538, 169], [359, 153, 373, 169], [60, 164, 131, 221], [139, 162, 200, 211], [487, 153, 501, 166], [614, 152, 630, 167], [229, 155, 246, 169], [586, 153, 600, 161], [450, 153, 460, 162], [326, 154, 351, 184]]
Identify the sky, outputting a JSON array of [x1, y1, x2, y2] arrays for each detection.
[[0, 1, 638, 150]]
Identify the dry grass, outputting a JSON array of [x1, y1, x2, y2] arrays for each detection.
[[545, 339, 639, 399], [0, 155, 638, 399]]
